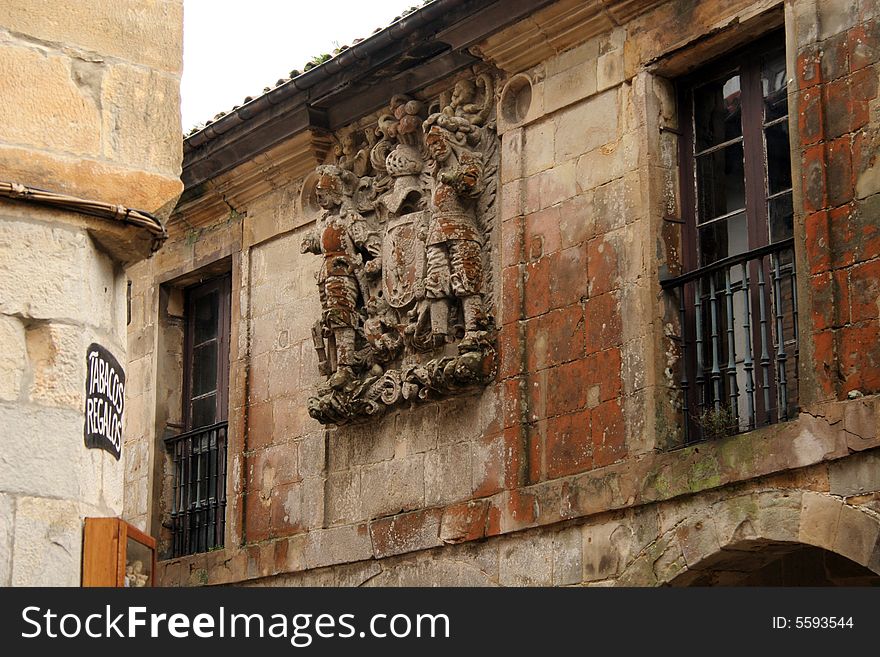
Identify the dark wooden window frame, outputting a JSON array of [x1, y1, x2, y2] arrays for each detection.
[[677, 31, 790, 269], [182, 274, 231, 430], [666, 30, 799, 443], [165, 273, 231, 557]]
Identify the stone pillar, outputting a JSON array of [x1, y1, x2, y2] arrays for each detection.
[[0, 0, 183, 586]]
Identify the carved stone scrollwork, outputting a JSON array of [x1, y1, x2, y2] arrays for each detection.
[[301, 74, 499, 425]]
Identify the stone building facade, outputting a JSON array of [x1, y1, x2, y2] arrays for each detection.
[[0, 1, 183, 585], [127, 0, 880, 586]]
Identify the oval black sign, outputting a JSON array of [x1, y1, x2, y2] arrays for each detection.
[[83, 343, 125, 460]]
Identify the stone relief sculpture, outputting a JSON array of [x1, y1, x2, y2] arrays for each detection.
[[301, 73, 498, 425]]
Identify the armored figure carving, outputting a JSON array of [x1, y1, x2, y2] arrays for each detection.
[[301, 76, 499, 425], [301, 165, 378, 390], [423, 113, 488, 350]]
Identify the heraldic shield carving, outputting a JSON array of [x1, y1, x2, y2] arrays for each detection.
[[300, 74, 500, 424], [383, 212, 426, 309]]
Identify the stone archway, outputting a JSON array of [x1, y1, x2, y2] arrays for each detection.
[[617, 489, 880, 586], [668, 541, 880, 585]]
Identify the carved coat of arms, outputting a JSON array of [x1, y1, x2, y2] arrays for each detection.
[[300, 73, 499, 424]]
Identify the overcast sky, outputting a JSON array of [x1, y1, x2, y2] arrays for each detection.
[[181, 0, 422, 131]]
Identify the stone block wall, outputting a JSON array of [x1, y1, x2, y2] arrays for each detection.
[[0, 1, 183, 585], [0, 0, 183, 210], [790, 0, 880, 401], [138, 0, 880, 587]]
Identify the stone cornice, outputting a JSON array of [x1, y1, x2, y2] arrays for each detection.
[[173, 129, 334, 228], [475, 0, 666, 73]]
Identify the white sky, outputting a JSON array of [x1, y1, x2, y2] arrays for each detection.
[[181, 0, 422, 131]]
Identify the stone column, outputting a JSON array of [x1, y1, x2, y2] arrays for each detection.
[[0, 0, 183, 586]]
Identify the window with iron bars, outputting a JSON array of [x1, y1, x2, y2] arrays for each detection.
[[663, 33, 799, 444], [164, 275, 230, 557]]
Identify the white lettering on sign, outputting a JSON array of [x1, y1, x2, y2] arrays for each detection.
[[83, 344, 125, 460]]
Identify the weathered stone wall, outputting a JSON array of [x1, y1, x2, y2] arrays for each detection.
[[138, 0, 880, 587], [0, 1, 183, 585], [789, 0, 880, 401], [0, 0, 183, 209], [161, 438, 880, 586]]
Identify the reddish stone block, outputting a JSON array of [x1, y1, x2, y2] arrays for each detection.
[[524, 255, 552, 317], [525, 205, 562, 258], [588, 234, 621, 296], [528, 236, 543, 262], [546, 409, 592, 479], [809, 273, 834, 331], [592, 398, 626, 468], [440, 500, 490, 544], [848, 258, 880, 322], [273, 538, 289, 572], [473, 431, 506, 497], [527, 419, 544, 484], [839, 323, 880, 395], [244, 491, 272, 543], [502, 425, 524, 490], [501, 265, 522, 326], [501, 217, 523, 268], [797, 88, 824, 146], [245, 544, 263, 579], [823, 77, 851, 139], [549, 244, 588, 310], [505, 489, 537, 529], [246, 402, 274, 450], [829, 202, 861, 269], [524, 304, 586, 370], [811, 330, 838, 400], [546, 359, 591, 416], [497, 322, 523, 379], [586, 347, 623, 402], [849, 21, 880, 71], [796, 44, 822, 89], [585, 292, 622, 354], [826, 135, 854, 207], [486, 499, 503, 536], [369, 508, 443, 559], [804, 210, 831, 274], [801, 143, 828, 214], [821, 32, 849, 82], [833, 268, 851, 328]]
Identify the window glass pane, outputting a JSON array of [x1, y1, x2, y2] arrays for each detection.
[[194, 291, 219, 344], [762, 50, 788, 122], [699, 212, 748, 266], [694, 72, 742, 152], [769, 192, 793, 243], [696, 142, 746, 223], [191, 394, 217, 428], [765, 121, 792, 195], [192, 343, 218, 397]]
